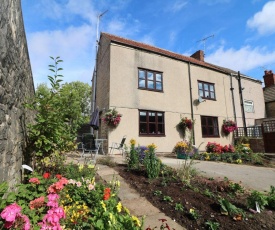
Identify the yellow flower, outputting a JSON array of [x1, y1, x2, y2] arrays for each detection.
[[116, 202, 122, 213], [100, 201, 106, 212], [130, 138, 136, 146], [189, 208, 195, 214], [131, 215, 141, 227], [109, 213, 116, 224], [123, 206, 130, 215], [147, 143, 157, 150], [115, 180, 120, 187], [236, 159, 242, 164], [78, 164, 84, 171], [88, 164, 95, 169]]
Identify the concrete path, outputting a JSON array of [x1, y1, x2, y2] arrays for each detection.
[[158, 156, 275, 192]]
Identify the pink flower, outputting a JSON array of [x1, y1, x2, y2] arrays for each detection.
[[0, 203, 21, 222], [30, 196, 45, 209], [47, 194, 59, 208], [76, 181, 82, 187], [29, 177, 40, 184]]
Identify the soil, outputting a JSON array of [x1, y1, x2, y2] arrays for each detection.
[[113, 163, 275, 230]]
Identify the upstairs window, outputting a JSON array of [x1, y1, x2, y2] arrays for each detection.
[[139, 110, 165, 136], [244, 100, 254, 113], [198, 81, 216, 100], [201, 116, 219, 137], [138, 69, 163, 91]]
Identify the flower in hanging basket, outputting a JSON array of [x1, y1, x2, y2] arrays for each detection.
[[102, 108, 122, 127], [222, 119, 237, 135], [177, 117, 193, 131]]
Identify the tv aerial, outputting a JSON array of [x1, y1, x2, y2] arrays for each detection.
[[197, 34, 214, 56]]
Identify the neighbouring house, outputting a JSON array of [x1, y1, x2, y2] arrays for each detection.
[[263, 70, 275, 118], [93, 32, 265, 153]]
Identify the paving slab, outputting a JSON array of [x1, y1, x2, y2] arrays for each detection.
[[96, 162, 185, 230]]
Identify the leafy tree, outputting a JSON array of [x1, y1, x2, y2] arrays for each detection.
[[25, 57, 91, 172]]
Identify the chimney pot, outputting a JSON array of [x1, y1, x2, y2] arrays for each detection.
[[190, 50, 204, 62], [263, 70, 275, 88]]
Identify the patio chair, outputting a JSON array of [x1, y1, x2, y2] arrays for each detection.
[[80, 134, 101, 163], [109, 136, 126, 155]]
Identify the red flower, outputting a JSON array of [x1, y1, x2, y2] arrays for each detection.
[[55, 174, 62, 179], [43, 172, 50, 179], [103, 187, 111, 200]]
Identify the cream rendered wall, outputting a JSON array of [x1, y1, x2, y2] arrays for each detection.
[[108, 44, 192, 152], [103, 42, 265, 153], [189, 64, 235, 148]]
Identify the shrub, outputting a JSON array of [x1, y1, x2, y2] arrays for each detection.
[[143, 144, 161, 179], [247, 190, 268, 211]]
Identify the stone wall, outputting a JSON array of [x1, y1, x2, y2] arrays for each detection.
[[0, 0, 35, 187]]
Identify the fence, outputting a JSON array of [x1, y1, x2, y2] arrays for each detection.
[[233, 126, 262, 138]]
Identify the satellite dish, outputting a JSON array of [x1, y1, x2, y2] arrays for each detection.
[[198, 96, 206, 103]]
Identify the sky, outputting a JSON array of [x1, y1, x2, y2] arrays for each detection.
[[21, 0, 275, 88]]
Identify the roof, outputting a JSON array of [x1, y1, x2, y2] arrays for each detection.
[[100, 32, 261, 84]]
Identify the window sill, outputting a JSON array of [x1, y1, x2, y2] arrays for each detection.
[[202, 135, 220, 138], [138, 88, 163, 93], [139, 134, 166, 137]]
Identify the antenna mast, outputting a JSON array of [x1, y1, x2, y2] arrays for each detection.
[[197, 34, 214, 56]]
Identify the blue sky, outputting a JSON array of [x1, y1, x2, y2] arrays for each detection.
[[21, 0, 275, 87]]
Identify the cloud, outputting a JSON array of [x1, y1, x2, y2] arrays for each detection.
[[247, 1, 275, 35], [198, 0, 230, 5], [167, 1, 188, 12], [27, 24, 95, 86], [206, 45, 275, 73]]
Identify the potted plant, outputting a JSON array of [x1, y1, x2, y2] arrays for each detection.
[[173, 141, 192, 159], [102, 108, 122, 128], [177, 117, 194, 136], [222, 119, 237, 136]]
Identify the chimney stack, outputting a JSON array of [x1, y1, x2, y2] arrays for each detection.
[[191, 50, 204, 62], [263, 70, 275, 88]]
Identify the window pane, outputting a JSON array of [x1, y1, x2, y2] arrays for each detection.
[[198, 83, 203, 90], [156, 73, 162, 81], [208, 118, 213, 126], [201, 117, 206, 125], [147, 72, 154, 80], [214, 126, 219, 135], [204, 84, 209, 91], [204, 91, 209, 98], [149, 124, 156, 134], [209, 127, 214, 135], [140, 123, 147, 134], [202, 127, 207, 135], [139, 70, 145, 79], [140, 112, 146, 122], [156, 82, 162, 90], [158, 124, 164, 133], [210, 92, 215, 99], [209, 85, 214, 91], [139, 79, 145, 88], [148, 80, 154, 89], [149, 112, 155, 122], [199, 90, 203, 97], [157, 113, 163, 122]]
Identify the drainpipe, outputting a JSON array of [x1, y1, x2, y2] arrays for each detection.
[[230, 74, 237, 122], [188, 62, 195, 145], [237, 71, 247, 136]]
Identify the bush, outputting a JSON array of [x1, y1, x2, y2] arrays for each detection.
[[247, 190, 268, 211], [143, 144, 161, 179]]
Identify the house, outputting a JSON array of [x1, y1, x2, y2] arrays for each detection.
[[93, 32, 265, 153], [263, 70, 275, 118]]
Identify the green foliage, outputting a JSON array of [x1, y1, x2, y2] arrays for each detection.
[[175, 203, 184, 212], [218, 198, 244, 217], [96, 156, 117, 167], [176, 158, 197, 184], [25, 57, 91, 172], [153, 190, 162, 196], [205, 220, 220, 230], [189, 208, 200, 220], [143, 147, 161, 179], [267, 186, 275, 209], [163, 196, 173, 202], [203, 189, 215, 198], [247, 190, 268, 211], [228, 181, 244, 194], [127, 143, 140, 170]]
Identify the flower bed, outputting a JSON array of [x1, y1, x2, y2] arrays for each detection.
[[0, 164, 142, 229]]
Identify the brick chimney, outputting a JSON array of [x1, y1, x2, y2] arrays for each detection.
[[263, 70, 275, 88], [190, 50, 204, 62]]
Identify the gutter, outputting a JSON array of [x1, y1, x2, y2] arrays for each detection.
[[230, 74, 237, 122]]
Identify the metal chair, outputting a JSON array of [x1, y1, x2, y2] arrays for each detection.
[[79, 134, 101, 163], [109, 136, 126, 155]]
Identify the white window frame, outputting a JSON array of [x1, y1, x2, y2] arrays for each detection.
[[244, 100, 254, 113]]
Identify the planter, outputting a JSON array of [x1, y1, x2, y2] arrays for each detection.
[[177, 151, 190, 159]]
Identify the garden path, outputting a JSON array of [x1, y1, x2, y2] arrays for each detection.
[[65, 152, 185, 230], [158, 156, 275, 192]]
